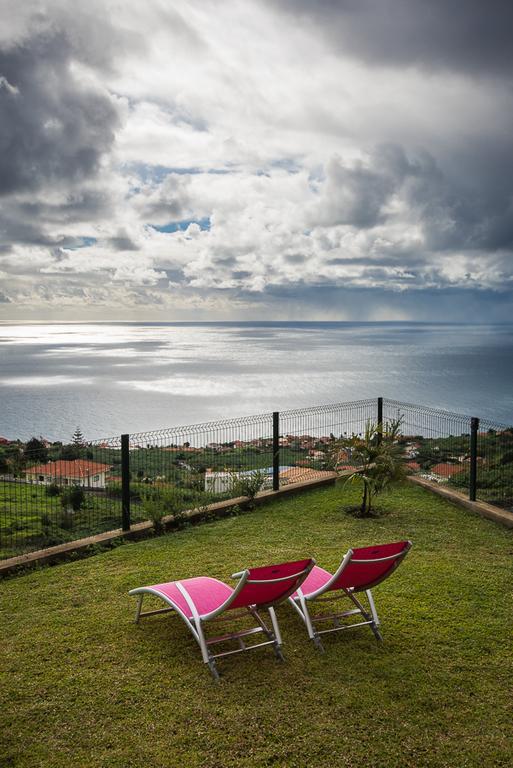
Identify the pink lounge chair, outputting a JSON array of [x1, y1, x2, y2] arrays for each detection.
[[289, 541, 412, 651], [129, 558, 315, 680]]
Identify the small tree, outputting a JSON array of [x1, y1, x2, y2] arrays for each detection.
[[4, 443, 24, 475], [61, 485, 85, 512], [72, 427, 85, 448], [228, 469, 268, 508], [330, 418, 407, 517], [60, 428, 85, 461], [141, 487, 187, 534], [0, 450, 9, 475], [25, 437, 49, 464]]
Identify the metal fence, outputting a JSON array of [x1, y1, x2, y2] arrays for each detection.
[[382, 398, 513, 509], [1, 397, 512, 560]]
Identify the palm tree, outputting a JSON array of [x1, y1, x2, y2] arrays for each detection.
[[330, 418, 406, 517]]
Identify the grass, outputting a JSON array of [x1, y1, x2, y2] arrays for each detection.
[[1, 481, 512, 767], [0, 483, 125, 559]]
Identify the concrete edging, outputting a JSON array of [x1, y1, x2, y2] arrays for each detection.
[[408, 475, 513, 528], [0, 471, 338, 576]]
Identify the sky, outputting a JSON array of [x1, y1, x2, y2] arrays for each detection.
[[1, 0, 513, 322]]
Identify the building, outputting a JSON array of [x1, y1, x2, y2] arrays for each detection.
[[204, 465, 334, 493], [25, 459, 112, 489], [204, 468, 274, 494]]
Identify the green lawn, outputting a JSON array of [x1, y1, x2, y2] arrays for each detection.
[[0, 482, 124, 559], [1, 482, 512, 768]]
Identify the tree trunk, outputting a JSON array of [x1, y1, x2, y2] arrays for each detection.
[[360, 483, 368, 516]]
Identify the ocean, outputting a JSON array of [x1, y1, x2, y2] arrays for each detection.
[[1, 322, 512, 441]]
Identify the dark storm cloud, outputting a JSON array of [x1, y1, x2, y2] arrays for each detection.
[[0, 29, 121, 196], [15, 189, 112, 222], [0, 187, 114, 251], [271, 0, 513, 77], [314, 142, 513, 255], [107, 233, 139, 251]]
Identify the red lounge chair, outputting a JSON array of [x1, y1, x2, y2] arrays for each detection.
[[289, 541, 412, 651], [129, 558, 315, 680]]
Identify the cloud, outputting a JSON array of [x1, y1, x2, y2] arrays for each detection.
[[270, 0, 513, 78], [0, 0, 512, 321], [0, 20, 122, 196]]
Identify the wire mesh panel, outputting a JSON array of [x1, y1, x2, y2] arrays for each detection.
[[474, 417, 513, 510], [278, 400, 377, 484], [0, 435, 122, 560], [383, 398, 473, 493], [126, 413, 275, 525]]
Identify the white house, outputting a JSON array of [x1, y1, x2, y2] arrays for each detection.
[[25, 459, 112, 489], [204, 468, 274, 494]]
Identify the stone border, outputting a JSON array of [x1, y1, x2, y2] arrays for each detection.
[[408, 476, 513, 528], [0, 472, 338, 577]]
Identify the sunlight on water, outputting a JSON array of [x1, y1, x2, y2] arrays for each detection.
[[1, 322, 512, 440]]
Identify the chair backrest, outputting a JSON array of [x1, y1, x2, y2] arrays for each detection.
[[229, 558, 315, 610], [330, 540, 411, 593]]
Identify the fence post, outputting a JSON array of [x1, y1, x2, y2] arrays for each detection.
[[121, 433, 131, 531], [469, 417, 479, 502], [272, 412, 280, 491], [377, 397, 383, 444]]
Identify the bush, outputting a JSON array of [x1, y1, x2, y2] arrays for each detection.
[[41, 512, 53, 527], [45, 483, 61, 497], [228, 469, 268, 508], [142, 498, 166, 535], [58, 509, 74, 530], [141, 487, 187, 534], [61, 486, 85, 512]]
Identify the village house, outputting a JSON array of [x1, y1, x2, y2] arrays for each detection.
[[204, 468, 274, 494], [25, 459, 112, 489]]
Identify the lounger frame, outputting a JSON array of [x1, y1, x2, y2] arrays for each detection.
[[130, 561, 314, 680], [289, 542, 412, 652]]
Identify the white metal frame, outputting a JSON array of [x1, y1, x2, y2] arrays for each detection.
[[130, 561, 314, 681], [289, 542, 412, 652]]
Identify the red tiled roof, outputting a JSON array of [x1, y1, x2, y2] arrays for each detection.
[[26, 459, 111, 478], [431, 463, 465, 477], [279, 468, 333, 485]]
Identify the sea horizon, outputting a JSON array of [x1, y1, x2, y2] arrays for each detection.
[[2, 321, 513, 442]]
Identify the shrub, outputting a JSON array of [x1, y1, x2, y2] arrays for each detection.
[[45, 483, 61, 497], [228, 469, 268, 508], [141, 487, 187, 533], [41, 512, 53, 527], [58, 509, 74, 530], [106, 482, 141, 500], [61, 486, 85, 512], [141, 497, 166, 535]]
